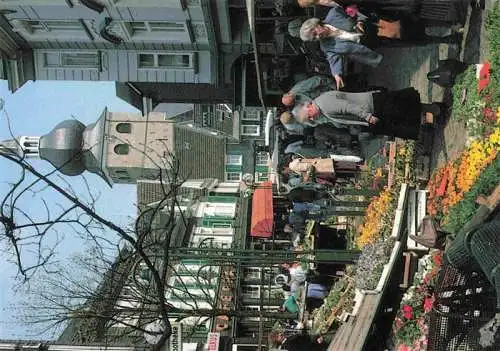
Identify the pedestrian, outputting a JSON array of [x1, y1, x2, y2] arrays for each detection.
[[280, 111, 305, 135], [268, 330, 328, 351], [281, 262, 308, 292], [288, 156, 361, 184], [295, 88, 440, 140], [306, 283, 330, 299], [282, 75, 336, 108], [280, 294, 301, 315], [299, 6, 383, 89], [299, 6, 460, 89]]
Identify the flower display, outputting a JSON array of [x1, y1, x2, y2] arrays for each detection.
[[354, 237, 395, 290], [356, 188, 394, 247], [393, 251, 443, 350], [427, 127, 499, 218], [402, 305, 413, 319]]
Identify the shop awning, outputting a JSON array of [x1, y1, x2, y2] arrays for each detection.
[[250, 181, 274, 238]]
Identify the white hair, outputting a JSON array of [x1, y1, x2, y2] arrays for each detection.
[[300, 17, 321, 41]]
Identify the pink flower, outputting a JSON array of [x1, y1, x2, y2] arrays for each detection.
[[484, 107, 496, 122], [403, 304, 413, 319], [424, 296, 434, 312], [345, 5, 359, 18], [417, 317, 427, 332], [398, 344, 411, 351], [395, 317, 404, 330]]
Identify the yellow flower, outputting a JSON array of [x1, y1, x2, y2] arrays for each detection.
[[356, 188, 394, 247]]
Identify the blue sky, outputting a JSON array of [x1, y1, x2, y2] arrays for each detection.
[[0, 80, 139, 339]]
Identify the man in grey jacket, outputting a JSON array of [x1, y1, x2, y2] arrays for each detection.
[[295, 88, 429, 140]]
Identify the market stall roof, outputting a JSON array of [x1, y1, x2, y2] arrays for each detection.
[[245, 0, 266, 110], [250, 181, 274, 238]]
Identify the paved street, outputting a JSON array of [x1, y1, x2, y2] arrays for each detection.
[[358, 1, 492, 171]]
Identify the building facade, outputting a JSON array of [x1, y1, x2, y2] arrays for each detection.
[[0, 1, 316, 108], [0, 0, 254, 106], [0, 108, 228, 184], [192, 103, 273, 185]]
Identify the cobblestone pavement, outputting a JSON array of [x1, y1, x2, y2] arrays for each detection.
[[361, 41, 466, 170], [358, 0, 495, 171]]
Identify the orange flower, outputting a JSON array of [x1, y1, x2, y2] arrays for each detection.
[[426, 128, 499, 217], [357, 187, 394, 247]]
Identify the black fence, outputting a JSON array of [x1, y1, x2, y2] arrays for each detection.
[[427, 257, 498, 351]]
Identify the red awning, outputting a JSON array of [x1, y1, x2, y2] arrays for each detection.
[[250, 181, 274, 238]]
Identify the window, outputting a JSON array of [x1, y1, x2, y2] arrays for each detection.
[[225, 154, 242, 165], [28, 20, 82, 32], [225, 172, 241, 182], [109, 20, 187, 42], [182, 180, 204, 189], [255, 152, 268, 166], [243, 268, 261, 281], [138, 53, 192, 69], [12, 20, 91, 40], [202, 203, 236, 217], [215, 104, 231, 121], [128, 21, 185, 34], [255, 172, 269, 182], [116, 122, 132, 133], [158, 54, 190, 68], [241, 125, 260, 136], [114, 144, 129, 155], [241, 286, 260, 299], [43, 52, 100, 69], [242, 109, 263, 121]]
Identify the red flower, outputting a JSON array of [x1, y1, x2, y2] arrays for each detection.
[[432, 252, 442, 267], [436, 169, 449, 197], [484, 107, 496, 122], [403, 304, 413, 319], [398, 344, 411, 351], [478, 61, 491, 92], [424, 296, 434, 312], [395, 317, 404, 330]]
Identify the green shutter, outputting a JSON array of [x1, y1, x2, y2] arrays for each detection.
[[202, 215, 233, 227], [255, 165, 269, 172], [225, 164, 242, 172], [207, 195, 237, 203]]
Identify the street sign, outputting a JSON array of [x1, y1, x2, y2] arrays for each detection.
[[207, 332, 220, 351]]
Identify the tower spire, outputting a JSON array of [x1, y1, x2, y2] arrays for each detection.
[[0, 136, 40, 158]]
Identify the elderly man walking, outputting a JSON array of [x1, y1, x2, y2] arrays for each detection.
[[295, 88, 440, 140], [299, 6, 383, 89]]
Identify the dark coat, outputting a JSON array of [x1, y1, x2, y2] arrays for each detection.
[[281, 334, 327, 351]]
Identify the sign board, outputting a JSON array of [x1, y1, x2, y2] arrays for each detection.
[[207, 332, 220, 351], [169, 323, 182, 351]]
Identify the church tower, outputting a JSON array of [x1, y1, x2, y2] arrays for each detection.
[[0, 109, 174, 186], [0, 136, 40, 158]]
